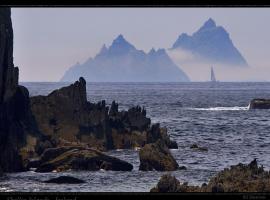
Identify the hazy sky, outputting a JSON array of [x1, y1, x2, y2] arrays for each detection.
[[11, 7, 270, 82]]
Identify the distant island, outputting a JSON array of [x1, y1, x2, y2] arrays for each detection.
[[170, 18, 248, 67], [61, 34, 190, 82]]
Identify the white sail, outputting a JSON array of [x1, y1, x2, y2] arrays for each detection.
[[211, 67, 216, 82]]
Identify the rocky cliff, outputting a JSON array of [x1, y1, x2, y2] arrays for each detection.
[[0, 8, 41, 172], [30, 77, 177, 151]]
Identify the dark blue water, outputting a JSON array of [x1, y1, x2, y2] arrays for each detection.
[[1, 82, 270, 192]]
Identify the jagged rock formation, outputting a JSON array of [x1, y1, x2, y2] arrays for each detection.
[[30, 77, 177, 151], [170, 18, 248, 67], [61, 34, 190, 82], [33, 146, 133, 173], [0, 8, 41, 172], [139, 140, 179, 171], [43, 176, 86, 184], [249, 99, 270, 109], [151, 159, 270, 192]]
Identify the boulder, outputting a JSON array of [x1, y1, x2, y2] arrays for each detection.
[[150, 174, 202, 192], [249, 99, 270, 109], [43, 176, 86, 184], [150, 174, 180, 192], [35, 146, 133, 173], [190, 143, 208, 151], [178, 166, 187, 170], [0, 8, 41, 172], [139, 140, 179, 171]]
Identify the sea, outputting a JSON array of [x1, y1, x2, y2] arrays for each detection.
[[1, 82, 270, 192]]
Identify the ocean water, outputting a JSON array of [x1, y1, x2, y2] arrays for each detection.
[[1, 82, 270, 192]]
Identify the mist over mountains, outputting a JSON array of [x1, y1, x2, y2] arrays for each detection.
[[61, 18, 250, 82], [170, 18, 248, 67], [61, 35, 190, 82]]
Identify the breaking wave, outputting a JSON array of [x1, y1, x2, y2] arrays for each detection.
[[189, 106, 249, 111]]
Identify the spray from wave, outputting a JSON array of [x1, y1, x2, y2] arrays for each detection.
[[188, 106, 249, 111]]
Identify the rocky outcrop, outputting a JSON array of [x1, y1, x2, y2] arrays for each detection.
[[249, 99, 270, 109], [34, 146, 133, 173], [139, 140, 179, 171], [150, 174, 203, 192], [190, 143, 208, 151], [146, 123, 178, 149], [43, 176, 86, 184], [205, 158, 270, 192], [30, 78, 177, 152], [0, 8, 41, 172], [150, 174, 181, 192], [151, 159, 270, 192]]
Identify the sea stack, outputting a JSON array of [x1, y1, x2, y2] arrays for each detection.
[[0, 8, 41, 172]]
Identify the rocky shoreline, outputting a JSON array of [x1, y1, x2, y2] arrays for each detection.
[[0, 7, 269, 193], [150, 159, 270, 192], [0, 7, 178, 175]]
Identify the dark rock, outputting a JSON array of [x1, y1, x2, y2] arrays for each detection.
[[139, 140, 179, 171], [190, 143, 208, 151], [190, 144, 198, 149], [201, 183, 207, 187], [31, 78, 177, 151], [150, 174, 202, 192], [211, 184, 224, 193], [0, 8, 41, 172], [0, 166, 3, 177], [35, 146, 133, 173], [178, 166, 187, 170], [146, 123, 178, 149], [44, 176, 85, 184], [150, 174, 180, 192], [249, 99, 270, 109]]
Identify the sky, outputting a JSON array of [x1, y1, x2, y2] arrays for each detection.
[[11, 7, 270, 82]]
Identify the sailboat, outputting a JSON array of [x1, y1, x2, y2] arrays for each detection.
[[210, 67, 218, 82]]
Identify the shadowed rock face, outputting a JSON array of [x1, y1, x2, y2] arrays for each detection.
[[34, 146, 133, 173], [30, 78, 177, 152], [0, 166, 3, 177], [139, 140, 179, 171], [249, 99, 270, 109], [151, 159, 270, 192], [0, 8, 41, 172]]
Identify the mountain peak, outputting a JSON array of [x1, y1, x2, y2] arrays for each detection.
[[199, 18, 216, 31], [148, 48, 156, 54], [116, 34, 124, 40], [109, 34, 136, 55], [100, 44, 108, 54], [171, 18, 248, 66], [113, 34, 128, 45]]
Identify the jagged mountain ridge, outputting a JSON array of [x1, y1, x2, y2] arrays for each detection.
[[171, 18, 248, 66], [61, 34, 190, 82]]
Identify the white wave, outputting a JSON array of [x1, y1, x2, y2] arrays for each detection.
[[189, 106, 249, 111]]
